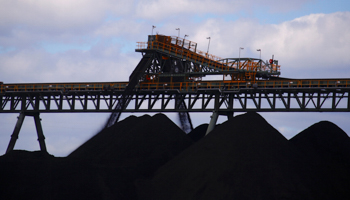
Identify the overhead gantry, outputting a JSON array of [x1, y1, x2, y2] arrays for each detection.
[[1, 34, 350, 153], [106, 34, 281, 131]]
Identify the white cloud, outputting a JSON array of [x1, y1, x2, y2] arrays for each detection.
[[0, 0, 132, 29], [134, 0, 314, 20], [94, 19, 147, 40], [135, 0, 226, 20], [0, 43, 138, 83], [268, 12, 350, 77], [177, 12, 350, 78]]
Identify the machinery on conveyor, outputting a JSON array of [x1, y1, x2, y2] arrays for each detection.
[[106, 34, 281, 129], [135, 35, 280, 83]]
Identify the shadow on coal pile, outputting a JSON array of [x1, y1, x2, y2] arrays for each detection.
[[1, 112, 350, 200]]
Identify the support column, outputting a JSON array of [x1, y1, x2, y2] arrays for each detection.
[[5, 112, 47, 154], [6, 112, 26, 154], [205, 111, 219, 135], [33, 113, 47, 152], [227, 111, 234, 120]]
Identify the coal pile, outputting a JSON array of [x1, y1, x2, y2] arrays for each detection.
[[0, 114, 193, 200], [290, 121, 350, 199], [0, 150, 114, 199], [69, 113, 193, 169], [139, 112, 318, 199], [187, 123, 208, 142], [0, 112, 350, 200]]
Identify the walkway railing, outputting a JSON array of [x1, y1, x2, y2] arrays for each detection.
[[136, 36, 280, 75], [2, 79, 350, 93]]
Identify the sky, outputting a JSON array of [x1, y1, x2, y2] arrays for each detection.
[[1, 0, 350, 156]]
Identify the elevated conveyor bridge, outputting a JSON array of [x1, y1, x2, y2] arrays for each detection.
[[1, 34, 350, 154]]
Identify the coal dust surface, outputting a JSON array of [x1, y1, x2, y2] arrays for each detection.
[[0, 112, 350, 200]]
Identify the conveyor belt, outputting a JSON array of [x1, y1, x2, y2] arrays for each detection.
[[2, 78, 350, 93]]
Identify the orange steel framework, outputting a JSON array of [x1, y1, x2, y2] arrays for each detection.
[[135, 35, 280, 83]]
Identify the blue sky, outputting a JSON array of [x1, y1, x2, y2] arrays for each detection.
[[249, 0, 350, 24], [0, 0, 350, 156]]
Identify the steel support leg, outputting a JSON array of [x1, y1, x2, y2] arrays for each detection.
[[178, 100, 194, 133], [227, 111, 234, 120], [6, 113, 26, 154], [33, 113, 47, 152], [205, 111, 219, 135], [5, 112, 47, 154]]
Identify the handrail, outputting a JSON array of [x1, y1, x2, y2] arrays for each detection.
[[0, 82, 128, 92], [137, 41, 230, 71], [136, 38, 280, 75], [138, 79, 350, 90], [2, 79, 350, 93]]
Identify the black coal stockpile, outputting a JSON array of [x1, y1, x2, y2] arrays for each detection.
[[0, 112, 350, 200], [0, 114, 193, 200], [69, 113, 193, 168], [290, 121, 350, 199], [138, 113, 350, 200], [187, 123, 208, 142]]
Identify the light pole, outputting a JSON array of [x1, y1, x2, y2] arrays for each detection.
[[257, 49, 261, 60], [152, 25, 156, 35], [257, 49, 261, 68], [206, 37, 211, 56], [176, 28, 180, 37], [184, 34, 188, 45], [182, 35, 189, 49], [239, 47, 244, 68]]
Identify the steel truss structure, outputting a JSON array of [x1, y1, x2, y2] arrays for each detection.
[[2, 88, 350, 113], [2, 87, 350, 153], [1, 34, 349, 153]]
